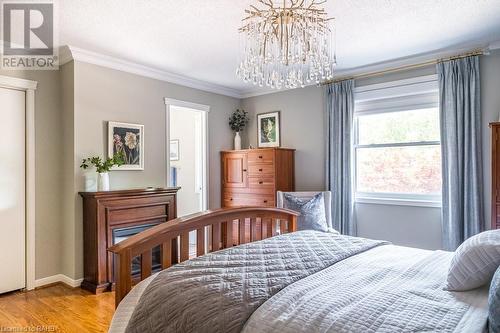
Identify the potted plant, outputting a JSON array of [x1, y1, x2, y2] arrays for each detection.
[[229, 109, 249, 150], [80, 152, 125, 191]]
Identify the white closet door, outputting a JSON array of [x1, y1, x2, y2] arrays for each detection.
[[0, 87, 26, 293]]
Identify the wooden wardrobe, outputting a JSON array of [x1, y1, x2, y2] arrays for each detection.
[[490, 122, 500, 230], [221, 148, 295, 208]]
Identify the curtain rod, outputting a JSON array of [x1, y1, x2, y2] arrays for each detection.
[[321, 48, 487, 85]]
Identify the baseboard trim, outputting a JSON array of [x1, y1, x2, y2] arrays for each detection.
[[35, 274, 83, 288]]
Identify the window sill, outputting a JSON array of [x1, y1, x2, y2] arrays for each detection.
[[355, 196, 442, 208]]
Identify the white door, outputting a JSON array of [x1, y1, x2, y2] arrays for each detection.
[[0, 87, 26, 293], [168, 106, 207, 216]]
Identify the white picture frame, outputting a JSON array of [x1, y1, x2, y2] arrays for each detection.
[[170, 139, 180, 161], [108, 121, 144, 170]]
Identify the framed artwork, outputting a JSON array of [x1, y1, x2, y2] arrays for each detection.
[[108, 121, 144, 170], [170, 139, 180, 161], [257, 111, 281, 147]]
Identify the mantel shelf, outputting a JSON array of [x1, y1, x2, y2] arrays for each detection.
[[79, 187, 180, 198]]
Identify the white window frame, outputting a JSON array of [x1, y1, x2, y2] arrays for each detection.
[[353, 75, 442, 208]]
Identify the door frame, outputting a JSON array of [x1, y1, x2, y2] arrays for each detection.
[[164, 98, 210, 211], [0, 75, 37, 290]]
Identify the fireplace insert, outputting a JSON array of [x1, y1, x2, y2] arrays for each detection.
[[112, 223, 162, 276]]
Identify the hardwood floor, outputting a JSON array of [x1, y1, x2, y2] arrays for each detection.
[[0, 284, 115, 332]]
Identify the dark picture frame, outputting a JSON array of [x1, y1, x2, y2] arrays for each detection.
[[257, 111, 281, 147], [108, 121, 144, 170]]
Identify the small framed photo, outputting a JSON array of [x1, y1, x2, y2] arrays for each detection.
[[170, 139, 180, 161], [257, 111, 281, 147], [108, 121, 144, 170]]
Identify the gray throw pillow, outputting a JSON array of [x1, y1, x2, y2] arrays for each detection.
[[446, 230, 500, 291], [489, 266, 500, 333], [283, 193, 328, 232]]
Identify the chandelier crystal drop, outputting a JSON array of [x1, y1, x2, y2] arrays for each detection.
[[237, 0, 336, 90]]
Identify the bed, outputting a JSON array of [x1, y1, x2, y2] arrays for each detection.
[[107, 207, 490, 333]]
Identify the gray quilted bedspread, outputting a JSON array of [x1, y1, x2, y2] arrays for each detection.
[[125, 230, 387, 333], [242, 245, 489, 333]]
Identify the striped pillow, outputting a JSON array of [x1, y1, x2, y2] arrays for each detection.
[[446, 230, 500, 291]]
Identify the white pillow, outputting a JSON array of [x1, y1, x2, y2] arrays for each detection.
[[446, 230, 500, 291]]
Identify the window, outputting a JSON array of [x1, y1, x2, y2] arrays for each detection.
[[354, 76, 442, 206]]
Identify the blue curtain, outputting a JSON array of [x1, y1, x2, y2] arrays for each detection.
[[438, 56, 484, 251], [325, 79, 355, 235]]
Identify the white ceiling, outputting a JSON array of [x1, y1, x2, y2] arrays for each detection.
[[59, 0, 500, 97]]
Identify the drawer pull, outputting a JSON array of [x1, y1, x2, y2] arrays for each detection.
[[259, 168, 263, 172], [243, 169, 247, 172], [263, 200, 268, 203], [259, 181, 264, 184], [230, 198, 233, 201], [259, 155, 263, 159]]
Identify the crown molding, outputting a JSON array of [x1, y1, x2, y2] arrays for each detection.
[[58, 45, 243, 99], [58, 39, 500, 101], [240, 40, 500, 99], [58, 45, 73, 65], [240, 87, 294, 99], [489, 40, 500, 50], [330, 41, 496, 80]]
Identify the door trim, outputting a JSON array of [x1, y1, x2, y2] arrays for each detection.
[[164, 98, 210, 211], [164, 98, 210, 113], [0, 75, 37, 291]]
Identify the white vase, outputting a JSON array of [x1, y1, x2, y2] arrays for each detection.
[[83, 171, 97, 192], [98, 172, 110, 191], [234, 132, 242, 150]]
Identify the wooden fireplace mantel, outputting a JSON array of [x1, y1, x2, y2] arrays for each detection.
[[79, 187, 180, 293], [79, 187, 180, 199]]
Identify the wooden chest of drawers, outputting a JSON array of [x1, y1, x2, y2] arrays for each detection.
[[490, 123, 500, 230], [221, 148, 295, 208]]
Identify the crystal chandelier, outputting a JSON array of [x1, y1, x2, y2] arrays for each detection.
[[237, 0, 336, 90]]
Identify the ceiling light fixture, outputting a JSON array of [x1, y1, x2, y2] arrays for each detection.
[[237, 0, 336, 90]]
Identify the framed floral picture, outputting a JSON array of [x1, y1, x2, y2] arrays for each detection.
[[108, 121, 144, 170], [257, 111, 281, 147]]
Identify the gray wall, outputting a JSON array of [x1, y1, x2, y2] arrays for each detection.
[[60, 62, 77, 279], [241, 50, 500, 250], [355, 204, 442, 249], [0, 68, 63, 279], [64, 61, 240, 279], [481, 49, 500, 230], [242, 86, 325, 191]]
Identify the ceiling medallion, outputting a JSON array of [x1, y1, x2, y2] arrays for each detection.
[[237, 0, 336, 90]]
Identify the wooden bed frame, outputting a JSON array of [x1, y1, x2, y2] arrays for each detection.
[[108, 207, 299, 307]]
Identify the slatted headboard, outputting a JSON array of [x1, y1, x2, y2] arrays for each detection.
[[108, 207, 299, 307]]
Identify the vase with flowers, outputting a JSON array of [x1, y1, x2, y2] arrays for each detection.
[[229, 109, 249, 150], [80, 152, 125, 191]]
